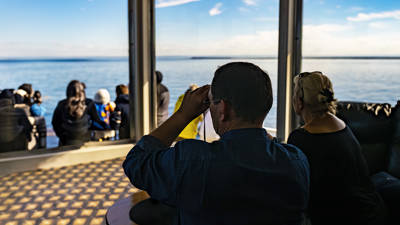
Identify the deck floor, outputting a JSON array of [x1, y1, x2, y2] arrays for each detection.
[[0, 157, 138, 225]]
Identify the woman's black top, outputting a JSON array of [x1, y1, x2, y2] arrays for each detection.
[[288, 126, 386, 225], [52, 99, 108, 146]]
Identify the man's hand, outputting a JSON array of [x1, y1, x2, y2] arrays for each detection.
[[177, 85, 210, 122], [149, 85, 210, 147]]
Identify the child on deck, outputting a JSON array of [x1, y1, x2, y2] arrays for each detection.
[[30, 91, 46, 117], [92, 89, 117, 140]]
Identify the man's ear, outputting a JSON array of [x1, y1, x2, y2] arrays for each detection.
[[219, 100, 232, 122]]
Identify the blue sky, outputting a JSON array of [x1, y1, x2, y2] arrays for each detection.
[[0, 0, 399, 57]]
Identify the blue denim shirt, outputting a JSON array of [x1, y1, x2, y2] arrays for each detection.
[[123, 128, 310, 225]]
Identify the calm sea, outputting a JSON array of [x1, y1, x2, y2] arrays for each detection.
[[0, 58, 399, 147]]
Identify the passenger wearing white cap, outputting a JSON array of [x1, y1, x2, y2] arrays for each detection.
[[92, 88, 117, 140]]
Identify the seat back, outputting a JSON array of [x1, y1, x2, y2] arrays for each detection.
[[0, 103, 30, 152], [336, 102, 394, 175], [388, 102, 400, 178]]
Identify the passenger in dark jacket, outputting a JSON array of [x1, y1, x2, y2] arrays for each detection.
[[15, 83, 33, 106], [52, 80, 108, 146], [115, 84, 130, 139], [0, 89, 32, 152], [156, 71, 169, 127]]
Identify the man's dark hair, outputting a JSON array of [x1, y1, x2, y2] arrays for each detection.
[[211, 62, 273, 122], [33, 90, 42, 104], [116, 84, 129, 97], [18, 83, 33, 96], [156, 71, 163, 84], [66, 80, 86, 118]]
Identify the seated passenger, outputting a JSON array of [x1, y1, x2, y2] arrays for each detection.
[[115, 84, 130, 139], [91, 89, 118, 140], [156, 71, 169, 126], [52, 80, 108, 146], [30, 90, 46, 117], [15, 83, 33, 105], [0, 89, 33, 152], [173, 84, 203, 140], [287, 71, 387, 225], [14, 83, 34, 115], [123, 62, 310, 225]]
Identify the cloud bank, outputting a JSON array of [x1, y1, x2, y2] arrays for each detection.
[[157, 22, 400, 56], [347, 10, 400, 22]]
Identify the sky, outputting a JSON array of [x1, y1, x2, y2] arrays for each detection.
[[0, 0, 400, 57]]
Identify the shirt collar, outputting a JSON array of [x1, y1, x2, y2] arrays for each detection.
[[220, 128, 267, 140]]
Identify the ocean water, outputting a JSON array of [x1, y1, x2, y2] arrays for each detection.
[[0, 58, 399, 147]]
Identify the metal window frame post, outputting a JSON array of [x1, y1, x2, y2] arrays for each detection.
[[128, 0, 157, 141], [276, 0, 303, 142]]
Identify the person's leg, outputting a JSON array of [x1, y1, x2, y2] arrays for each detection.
[[129, 198, 177, 225]]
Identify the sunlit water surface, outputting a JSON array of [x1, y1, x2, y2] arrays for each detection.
[[0, 58, 399, 147]]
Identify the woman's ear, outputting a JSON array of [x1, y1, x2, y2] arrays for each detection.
[[293, 96, 304, 114], [298, 98, 304, 111]]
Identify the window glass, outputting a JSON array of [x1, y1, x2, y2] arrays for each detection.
[[155, 0, 280, 129], [0, 0, 129, 151], [303, 0, 400, 105]]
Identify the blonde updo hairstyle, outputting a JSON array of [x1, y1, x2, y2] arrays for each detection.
[[294, 71, 337, 116]]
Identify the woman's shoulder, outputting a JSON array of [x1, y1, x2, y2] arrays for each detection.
[[289, 127, 308, 137], [287, 128, 309, 145]]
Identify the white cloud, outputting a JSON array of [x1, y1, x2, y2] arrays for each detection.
[[157, 22, 400, 56], [302, 23, 400, 56], [157, 30, 278, 56], [209, 3, 223, 16], [347, 10, 400, 22], [304, 24, 352, 33], [156, 0, 200, 8], [243, 0, 257, 6], [0, 41, 127, 57], [368, 22, 389, 29]]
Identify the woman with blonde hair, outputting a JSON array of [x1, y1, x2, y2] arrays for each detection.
[[287, 71, 386, 225]]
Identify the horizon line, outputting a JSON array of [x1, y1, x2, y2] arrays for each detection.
[[1, 55, 400, 63]]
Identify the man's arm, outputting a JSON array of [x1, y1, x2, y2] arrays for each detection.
[[123, 85, 210, 204]]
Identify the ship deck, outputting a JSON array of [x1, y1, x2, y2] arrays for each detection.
[[0, 157, 138, 225]]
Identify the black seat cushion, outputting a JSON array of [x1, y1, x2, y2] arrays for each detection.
[[371, 172, 400, 224], [337, 102, 394, 175]]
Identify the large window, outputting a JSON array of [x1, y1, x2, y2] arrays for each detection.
[[302, 0, 400, 105], [155, 0, 280, 129], [0, 0, 129, 151]]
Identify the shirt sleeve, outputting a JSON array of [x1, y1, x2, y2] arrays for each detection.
[[123, 135, 182, 206]]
